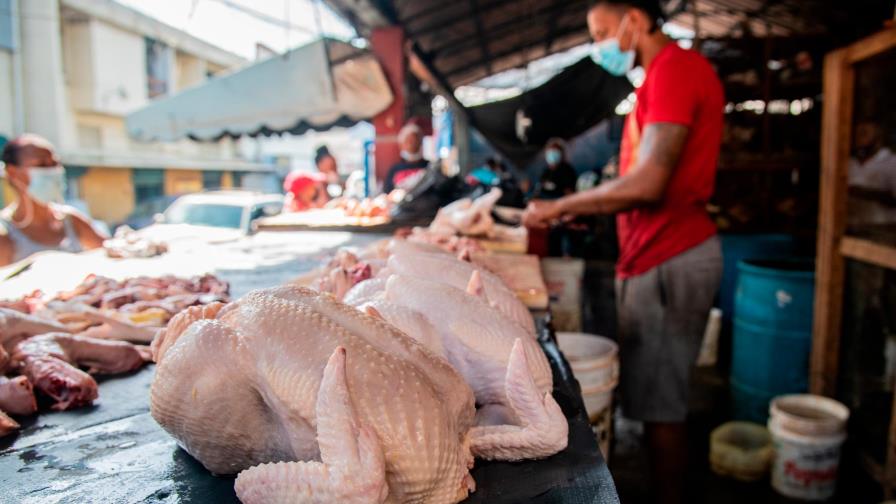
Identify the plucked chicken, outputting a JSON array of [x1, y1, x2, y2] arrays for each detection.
[[383, 274, 567, 461], [150, 285, 479, 504], [385, 245, 536, 336]]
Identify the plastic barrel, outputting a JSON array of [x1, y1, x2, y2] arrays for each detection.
[[730, 259, 815, 423], [718, 234, 797, 332]]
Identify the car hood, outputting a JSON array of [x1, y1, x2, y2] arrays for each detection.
[[137, 224, 244, 245]]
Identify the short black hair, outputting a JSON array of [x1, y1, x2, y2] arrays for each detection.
[[1, 139, 23, 165], [590, 0, 666, 32], [314, 145, 332, 166]]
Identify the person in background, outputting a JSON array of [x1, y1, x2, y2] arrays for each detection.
[[848, 120, 896, 227], [383, 123, 428, 193], [534, 138, 578, 199], [314, 145, 342, 199], [523, 1, 724, 502], [0, 134, 106, 266], [283, 171, 327, 212]]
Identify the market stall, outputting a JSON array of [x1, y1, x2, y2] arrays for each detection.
[[0, 215, 618, 502]]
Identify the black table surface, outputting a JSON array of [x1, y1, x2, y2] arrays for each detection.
[[0, 316, 619, 504]]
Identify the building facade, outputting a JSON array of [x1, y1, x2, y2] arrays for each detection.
[[0, 0, 276, 224]]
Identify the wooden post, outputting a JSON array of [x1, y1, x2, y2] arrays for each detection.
[[370, 27, 406, 184], [809, 47, 853, 397]]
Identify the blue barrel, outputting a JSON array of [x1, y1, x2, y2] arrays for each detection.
[[718, 234, 797, 331], [730, 259, 815, 422]]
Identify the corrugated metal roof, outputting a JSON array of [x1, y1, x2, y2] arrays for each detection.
[[326, 0, 894, 88]]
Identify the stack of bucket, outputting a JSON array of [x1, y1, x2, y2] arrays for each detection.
[[768, 394, 850, 500], [730, 259, 815, 422], [556, 332, 619, 458]]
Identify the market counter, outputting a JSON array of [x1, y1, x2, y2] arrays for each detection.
[[0, 230, 619, 503], [0, 321, 618, 504]]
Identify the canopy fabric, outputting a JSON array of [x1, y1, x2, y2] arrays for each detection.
[[126, 39, 394, 142], [468, 58, 634, 169]]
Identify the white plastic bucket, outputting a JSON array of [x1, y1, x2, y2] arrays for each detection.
[[557, 332, 619, 420], [768, 394, 850, 501]]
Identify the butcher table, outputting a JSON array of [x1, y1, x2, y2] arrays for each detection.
[[0, 231, 620, 503]]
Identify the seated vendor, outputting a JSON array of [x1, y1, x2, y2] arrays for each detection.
[[284, 171, 327, 212], [0, 134, 106, 267], [314, 145, 342, 199], [383, 123, 428, 193]]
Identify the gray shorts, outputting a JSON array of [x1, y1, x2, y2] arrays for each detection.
[[615, 236, 722, 423]]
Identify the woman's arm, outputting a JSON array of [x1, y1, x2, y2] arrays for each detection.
[[69, 212, 107, 250]]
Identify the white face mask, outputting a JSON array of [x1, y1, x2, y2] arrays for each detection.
[[400, 150, 423, 162], [28, 165, 67, 204]]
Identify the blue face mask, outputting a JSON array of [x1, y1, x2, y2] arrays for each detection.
[[545, 149, 563, 166], [590, 16, 638, 77]]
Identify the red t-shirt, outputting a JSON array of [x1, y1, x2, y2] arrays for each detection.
[[616, 43, 724, 278]]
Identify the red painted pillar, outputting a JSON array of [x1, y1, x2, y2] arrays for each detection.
[[370, 27, 405, 184]]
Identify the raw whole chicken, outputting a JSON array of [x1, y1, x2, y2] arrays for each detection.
[[385, 245, 536, 336], [150, 285, 478, 504], [358, 298, 445, 358], [384, 274, 567, 461], [429, 188, 503, 237]]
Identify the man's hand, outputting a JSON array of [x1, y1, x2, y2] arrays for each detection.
[[522, 199, 564, 229]]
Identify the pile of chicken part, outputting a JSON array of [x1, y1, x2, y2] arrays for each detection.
[[150, 238, 568, 504], [0, 273, 229, 436], [324, 189, 406, 219], [401, 188, 525, 256]]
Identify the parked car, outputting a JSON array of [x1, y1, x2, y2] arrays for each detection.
[[118, 195, 180, 231], [139, 191, 283, 244]]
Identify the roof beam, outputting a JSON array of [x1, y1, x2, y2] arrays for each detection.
[[443, 24, 588, 81], [407, 42, 477, 127], [544, 0, 561, 53], [432, 0, 589, 60], [404, 0, 507, 38], [469, 0, 493, 75]]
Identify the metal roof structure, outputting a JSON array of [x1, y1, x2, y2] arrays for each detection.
[[325, 0, 893, 90]]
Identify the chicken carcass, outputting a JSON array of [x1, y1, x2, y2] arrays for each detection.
[[358, 299, 445, 358], [384, 274, 568, 461], [385, 246, 536, 336], [342, 277, 387, 306], [12, 333, 150, 410], [150, 285, 478, 504], [429, 188, 503, 237]]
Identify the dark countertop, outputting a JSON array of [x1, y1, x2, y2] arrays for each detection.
[[0, 245, 619, 503]]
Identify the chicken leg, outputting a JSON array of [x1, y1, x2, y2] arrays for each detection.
[[469, 339, 568, 460], [235, 347, 389, 504]]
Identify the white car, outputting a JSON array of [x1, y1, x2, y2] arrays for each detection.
[[140, 191, 283, 244]]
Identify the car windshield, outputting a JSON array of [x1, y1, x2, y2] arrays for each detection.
[[165, 202, 244, 229]]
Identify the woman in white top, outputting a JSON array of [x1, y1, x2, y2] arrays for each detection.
[[0, 134, 106, 266]]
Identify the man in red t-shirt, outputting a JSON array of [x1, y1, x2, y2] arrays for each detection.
[[523, 1, 723, 501]]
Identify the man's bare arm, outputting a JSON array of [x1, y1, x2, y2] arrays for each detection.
[[557, 122, 689, 216]]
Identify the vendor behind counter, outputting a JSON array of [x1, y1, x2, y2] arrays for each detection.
[[0, 134, 106, 267]]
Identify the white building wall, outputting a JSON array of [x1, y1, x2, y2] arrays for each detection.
[[88, 20, 148, 115], [20, 0, 76, 150], [0, 51, 15, 137]]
